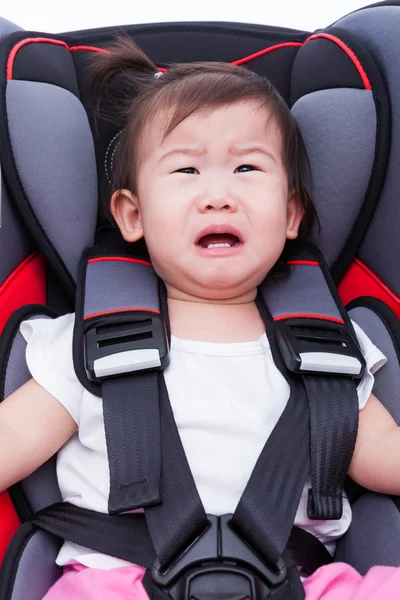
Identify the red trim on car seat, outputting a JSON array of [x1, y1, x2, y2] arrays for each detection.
[[232, 42, 303, 65], [305, 33, 372, 90], [339, 258, 400, 319], [287, 260, 319, 266], [274, 314, 345, 324], [7, 38, 302, 80], [69, 45, 108, 53], [0, 251, 46, 333], [0, 250, 46, 563], [7, 38, 69, 79], [0, 493, 21, 565], [84, 307, 160, 320], [88, 257, 152, 267]]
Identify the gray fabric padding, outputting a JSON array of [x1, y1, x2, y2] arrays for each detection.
[[6, 80, 98, 283], [21, 456, 62, 513], [0, 179, 34, 286], [335, 493, 400, 572], [291, 89, 376, 268], [9, 529, 62, 600], [84, 260, 160, 316], [4, 314, 53, 399], [261, 264, 342, 320], [0, 17, 22, 39], [3, 330, 31, 399], [348, 306, 400, 422], [336, 7, 400, 296]]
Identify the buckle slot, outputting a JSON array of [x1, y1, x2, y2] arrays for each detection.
[[85, 314, 169, 381], [276, 319, 366, 378]]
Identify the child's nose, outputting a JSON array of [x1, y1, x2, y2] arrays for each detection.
[[197, 190, 238, 213]]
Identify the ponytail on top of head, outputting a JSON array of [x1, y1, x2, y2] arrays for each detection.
[[91, 36, 159, 97]]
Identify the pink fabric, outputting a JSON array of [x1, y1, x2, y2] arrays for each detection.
[[42, 563, 149, 600], [304, 562, 400, 599], [42, 561, 400, 599]]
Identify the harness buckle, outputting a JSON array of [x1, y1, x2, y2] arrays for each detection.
[[152, 514, 288, 600], [85, 313, 169, 380], [276, 319, 365, 379]]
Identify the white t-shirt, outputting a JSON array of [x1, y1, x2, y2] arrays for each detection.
[[20, 313, 386, 570]]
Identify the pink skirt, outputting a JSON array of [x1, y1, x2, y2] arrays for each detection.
[[42, 562, 400, 599]]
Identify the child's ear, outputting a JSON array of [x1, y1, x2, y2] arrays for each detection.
[[286, 191, 305, 240], [110, 189, 144, 243]]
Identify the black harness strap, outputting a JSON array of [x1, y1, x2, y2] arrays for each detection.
[[31, 504, 332, 580], [233, 378, 310, 567], [143, 375, 209, 570], [103, 371, 162, 514], [303, 375, 359, 520], [31, 503, 156, 567]]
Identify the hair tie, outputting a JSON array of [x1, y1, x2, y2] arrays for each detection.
[[154, 71, 163, 79]]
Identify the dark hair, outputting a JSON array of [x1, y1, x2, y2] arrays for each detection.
[[92, 36, 317, 246]]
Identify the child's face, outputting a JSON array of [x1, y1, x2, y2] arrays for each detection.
[[112, 101, 303, 302]]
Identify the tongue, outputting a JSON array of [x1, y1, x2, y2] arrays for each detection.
[[199, 233, 239, 247]]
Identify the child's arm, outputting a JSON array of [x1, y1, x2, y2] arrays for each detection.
[[0, 378, 77, 493], [349, 393, 400, 494]]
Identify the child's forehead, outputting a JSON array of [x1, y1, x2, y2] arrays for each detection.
[[140, 101, 282, 158]]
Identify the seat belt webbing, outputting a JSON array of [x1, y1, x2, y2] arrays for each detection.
[[303, 375, 359, 520]]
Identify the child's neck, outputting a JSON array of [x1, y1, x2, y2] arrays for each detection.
[[167, 295, 266, 343]]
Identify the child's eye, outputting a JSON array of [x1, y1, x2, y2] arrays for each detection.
[[235, 164, 259, 173], [175, 167, 199, 175]]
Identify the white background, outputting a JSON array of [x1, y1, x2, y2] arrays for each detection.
[[1, 1, 372, 34]]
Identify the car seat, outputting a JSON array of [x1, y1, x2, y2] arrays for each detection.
[[0, 1, 400, 598]]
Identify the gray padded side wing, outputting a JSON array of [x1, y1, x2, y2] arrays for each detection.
[[292, 88, 376, 268], [0, 179, 34, 285], [337, 6, 400, 296], [6, 80, 98, 283], [2, 526, 61, 600]]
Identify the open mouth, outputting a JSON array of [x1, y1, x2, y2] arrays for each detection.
[[197, 233, 241, 249]]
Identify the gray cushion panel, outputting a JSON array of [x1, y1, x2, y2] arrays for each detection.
[[335, 493, 400, 573], [6, 80, 98, 283], [21, 456, 62, 513], [336, 7, 400, 296], [348, 306, 400, 422], [292, 89, 376, 268], [0, 178, 35, 285], [261, 264, 342, 320], [84, 260, 160, 316], [3, 331, 31, 399], [9, 529, 62, 600]]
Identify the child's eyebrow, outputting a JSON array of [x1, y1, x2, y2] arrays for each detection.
[[229, 144, 278, 163], [158, 147, 206, 163]]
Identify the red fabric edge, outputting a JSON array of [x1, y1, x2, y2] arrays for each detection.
[[7, 38, 69, 80], [88, 257, 152, 267], [7, 37, 303, 80], [305, 33, 372, 90], [274, 314, 345, 324], [84, 307, 160, 320], [287, 260, 319, 266], [0, 250, 46, 563], [339, 259, 400, 319], [0, 251, 46, 332]]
